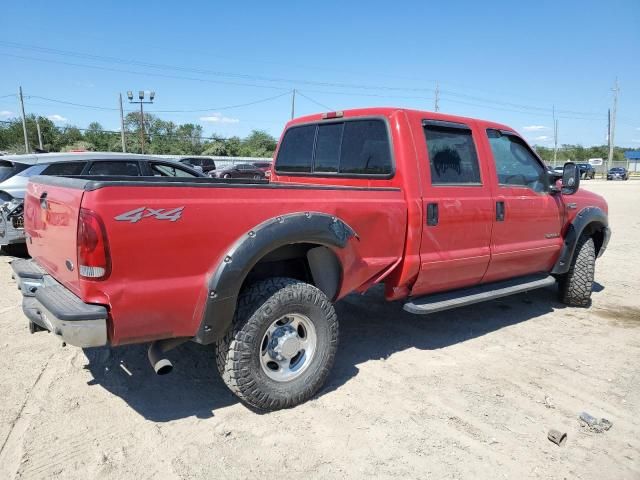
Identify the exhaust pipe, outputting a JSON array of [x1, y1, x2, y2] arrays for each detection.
[[147, 337, 189, 375]]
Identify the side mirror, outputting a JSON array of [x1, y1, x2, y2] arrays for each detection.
[[561, 162, 580, 195]]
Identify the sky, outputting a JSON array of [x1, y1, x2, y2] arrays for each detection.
[[0, 0, 638, 147]]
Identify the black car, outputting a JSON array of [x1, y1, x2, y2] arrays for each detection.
[[177, 156, 217, 174], [607, 167, 629, 180], [577, 163, 596, 180], [210, 163, 266, 180]]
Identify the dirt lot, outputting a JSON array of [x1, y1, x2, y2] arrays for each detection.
[[0, 180, 639, 479]]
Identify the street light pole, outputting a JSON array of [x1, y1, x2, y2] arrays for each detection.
[[127, 90, 155, 154]]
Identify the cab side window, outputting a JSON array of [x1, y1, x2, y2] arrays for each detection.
[[423, 121, 481, 185], [486, 129, 546, 193]]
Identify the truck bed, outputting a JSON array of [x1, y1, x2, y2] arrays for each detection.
[[24, 175, 407, 345]]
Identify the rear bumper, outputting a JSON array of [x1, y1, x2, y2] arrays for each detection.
[[11, 259, 108, 347]]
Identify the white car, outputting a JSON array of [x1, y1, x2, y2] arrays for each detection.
[[0, 152, 203, 249]]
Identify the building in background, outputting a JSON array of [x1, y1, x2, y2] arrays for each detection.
[[624, 151, 640, 173]]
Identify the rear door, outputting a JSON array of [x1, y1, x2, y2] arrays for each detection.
[[411, 120, 494, 296], [481, 129, 563, 282]]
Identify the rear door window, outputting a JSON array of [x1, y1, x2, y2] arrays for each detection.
[[424, 121, 481, 185], [41, 162, 87, 175], [275, 118, 392, 176], [87, 161, 141, 176]]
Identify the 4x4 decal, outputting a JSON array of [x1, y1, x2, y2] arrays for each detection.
[[115, 207, 184, 223]]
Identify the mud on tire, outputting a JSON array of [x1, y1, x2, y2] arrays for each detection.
[[559, 234, 596, 307], [215, 277, 338, 411]]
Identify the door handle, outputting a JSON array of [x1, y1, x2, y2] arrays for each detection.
[[496, 201, 505, 221], [426, 202, 438, 226]]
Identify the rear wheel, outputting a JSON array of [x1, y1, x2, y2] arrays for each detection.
[[216, 277, 338, 410], [559, 235, 595, 307]]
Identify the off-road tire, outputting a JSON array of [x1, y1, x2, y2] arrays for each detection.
[[215, 277, 338, 411], [559, 235, 595, 307]]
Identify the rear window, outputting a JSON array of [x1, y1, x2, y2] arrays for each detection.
[[41, 162, 86, 175], [87, 161, 140, 176], [0, 161, 30, 183], [275, 118, 392, 176]]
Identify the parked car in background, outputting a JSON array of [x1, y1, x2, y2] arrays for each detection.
[[210, 163, 266, 179], [0, 153, 203, 249], [607, 167, 629, 180], [177, 156, 217, 175], [577, 163, 596, 179], [252, 161, 273, 179]]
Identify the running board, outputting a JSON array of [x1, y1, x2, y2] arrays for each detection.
[[403, 274, 556, 315]]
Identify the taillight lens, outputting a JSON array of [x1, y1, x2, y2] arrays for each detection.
[[77, 208, 111, 280]]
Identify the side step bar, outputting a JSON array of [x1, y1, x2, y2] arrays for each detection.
[[403, 274, 556, 315]]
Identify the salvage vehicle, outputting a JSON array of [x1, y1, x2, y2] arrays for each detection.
[[0, 153, 203, 249], [12, 108, 610, 411]]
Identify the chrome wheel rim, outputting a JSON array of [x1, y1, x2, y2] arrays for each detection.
[[259, 313, 317, 382]]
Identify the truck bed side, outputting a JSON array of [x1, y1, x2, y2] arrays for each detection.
[[24, 176, 407, 345]]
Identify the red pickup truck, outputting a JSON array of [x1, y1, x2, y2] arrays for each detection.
[[12, 108, 610, 411]]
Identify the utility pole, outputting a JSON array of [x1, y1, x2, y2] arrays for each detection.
[[35, 116, 43, 150], [18, 86, 29, 153], [552, 105, 558, 166], [607, 78, 619, 172], [119, 93, 126, 153], [127, 90, 154, 154], [434, 81, 440, 112], [291, 89, 296, 120]]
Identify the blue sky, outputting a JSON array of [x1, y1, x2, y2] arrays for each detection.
[[0, 0, 638, 147]]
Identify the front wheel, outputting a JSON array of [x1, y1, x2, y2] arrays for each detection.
[[216, 277, 338, 410], [559, 235, 596, 307]]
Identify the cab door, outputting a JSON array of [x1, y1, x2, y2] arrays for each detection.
[[481, 129, 563, 283], [411, 120, 494, 296]]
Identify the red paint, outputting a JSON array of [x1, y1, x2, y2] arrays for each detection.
[[25, 108, 608, 346]]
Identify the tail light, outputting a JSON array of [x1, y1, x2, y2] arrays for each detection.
[[77, 208, 111, 280]]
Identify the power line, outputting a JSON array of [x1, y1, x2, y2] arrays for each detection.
[[296, 91, 333, 111], [21, 91, 290, 114], [0, 40, 610, 118]]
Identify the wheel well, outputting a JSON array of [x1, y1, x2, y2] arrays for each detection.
[[240, 243, 342, 300], [583, 221, 606, 256]]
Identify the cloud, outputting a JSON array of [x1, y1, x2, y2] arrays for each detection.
[[0, 110, 14, 118], [199, 113, 239, 124], [47, 114, 68, 123], [523, 125, 548, 132], [533, 135, 551, 142]]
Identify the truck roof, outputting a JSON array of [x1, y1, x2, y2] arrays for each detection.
[[287, 107, 514, 133]]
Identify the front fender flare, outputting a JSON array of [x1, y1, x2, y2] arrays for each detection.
[[194, 212, 356, 344], [551, 206, 609, 275]]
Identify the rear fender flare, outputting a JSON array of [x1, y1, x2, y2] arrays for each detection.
[[551, 206, 609, 275], [194, 212, 357, 344]]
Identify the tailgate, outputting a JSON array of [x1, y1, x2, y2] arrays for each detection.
[[24, 178, 84, 295]]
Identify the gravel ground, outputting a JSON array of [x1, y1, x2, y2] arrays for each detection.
[[0, 180, 638, 479]]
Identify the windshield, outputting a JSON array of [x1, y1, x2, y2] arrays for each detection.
[[0, 161, 30, 183], [610, 168, 624, 172]]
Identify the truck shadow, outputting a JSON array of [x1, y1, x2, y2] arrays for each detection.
[[82, 285, 566, 422]]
